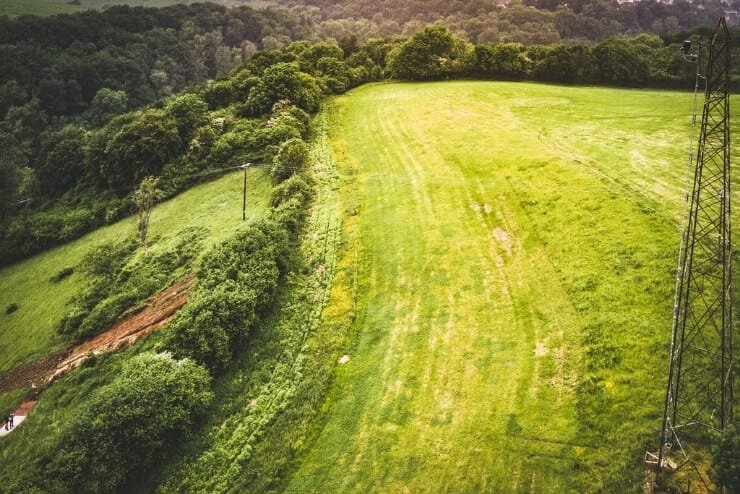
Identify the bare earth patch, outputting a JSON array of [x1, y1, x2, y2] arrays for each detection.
[[0, 275, 195, 394], [492, 227, 513, 254]]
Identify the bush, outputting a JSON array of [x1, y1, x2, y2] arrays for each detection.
[[40, 352, 213, 493], [49, 267, 74, 283], [270, 173, 313, 208], [167, 173, 314, 374], [271, 138, 309, 182], [5, 303, 18, 315]]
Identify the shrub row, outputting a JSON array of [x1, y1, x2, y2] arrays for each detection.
[[166, 172, 313, 374]]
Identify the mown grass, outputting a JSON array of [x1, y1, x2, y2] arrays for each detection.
[[282, 81, 740, 492], [146, 112, 351, 493], [0, 168, 270, 373]]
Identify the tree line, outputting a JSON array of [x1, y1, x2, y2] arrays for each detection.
[[277, 0, 730, 44], [0, 3, 734, 268]]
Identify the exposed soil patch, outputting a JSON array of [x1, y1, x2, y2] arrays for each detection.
[[492, 227, 513, 254], [0, 275, 195, 394]]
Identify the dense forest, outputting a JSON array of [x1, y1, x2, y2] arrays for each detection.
[[2, 2, 737, 268], [278, 0, 733, 43]]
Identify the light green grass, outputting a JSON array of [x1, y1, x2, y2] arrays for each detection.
[[284, 81, 740, 492], [0, 168, 270, 372]]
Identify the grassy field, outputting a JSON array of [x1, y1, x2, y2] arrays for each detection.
[[0, 168, 270, 372], [283, 82, 740, 492]]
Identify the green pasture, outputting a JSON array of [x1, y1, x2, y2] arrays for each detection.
[[0, 168, 270, 372], [285, 82, 740, 492]]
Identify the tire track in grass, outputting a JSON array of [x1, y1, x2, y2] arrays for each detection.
[[288, 83, 591, 493]]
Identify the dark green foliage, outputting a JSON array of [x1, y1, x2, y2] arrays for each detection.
[[79, 238, 138, 282], [39, 352, 213, 494], [163, 93, 209, 144], [712, 423, 740, 491], [271, 137, 309, 181], [534, 45, 596, 83], [245, 62, 322, 115], [207, 119, 261, 165], [270, 173, 313, 208], [387, 26, 470, 81], [167, 222, 285, 372], [49, 267, 75, 283], [83, 88, 129, 128], [593, 38, 649, 86], [167, 171, 314, 374], [473, 43, 530, 80], [37, 125, 89, 197], [100, 108, 181, 188], [5, 303, 19, 315]]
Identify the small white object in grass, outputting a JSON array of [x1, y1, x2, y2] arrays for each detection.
[[338, 355, 350, 365]]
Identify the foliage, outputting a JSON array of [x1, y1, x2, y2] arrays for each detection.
[[133, 176, 164, 249], [474, 43, 531, 79], [712, 423, 740, 491], [100, 109, 181, 188], [57, 229, 203, 341], [156, 117, 331, 494], [37, 124, 89, 197], [271, 137, 309, 181], [0, 166, 272, 374], [39, 352, 213, 494], [5, 303, 19, 315], [163, 93, 209, 144], [167, 221, 285, 373], [246, 62, 322, 115], [166, 161, 314, 374], [83, 88, 129, 128], [387, 25, 470, 80], [49, 267, 75, 283]]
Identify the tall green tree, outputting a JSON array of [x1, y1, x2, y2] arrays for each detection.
[[134, 176, 163, 251], [100, 109, 181, 188], [387, 25, 470, 80], [37, 125, 89, 197], [245, 62, 322, 115]]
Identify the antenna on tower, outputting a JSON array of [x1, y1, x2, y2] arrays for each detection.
[[645, 17, 734, 492]]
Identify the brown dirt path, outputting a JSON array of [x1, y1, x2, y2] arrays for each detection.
[[0, 275, 195, 394]]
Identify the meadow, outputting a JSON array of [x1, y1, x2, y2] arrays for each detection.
[[1, 80, 738, 493], [0, 168, 270, 372], [282, 81, 740, 492]]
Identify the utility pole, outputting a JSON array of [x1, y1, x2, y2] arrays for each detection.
[[241, 162, 251, 221], [646, 17, 734, 491]]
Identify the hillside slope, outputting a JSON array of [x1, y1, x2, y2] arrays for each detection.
[[0, 168, 271, 373], [284, 81, 740, 492]]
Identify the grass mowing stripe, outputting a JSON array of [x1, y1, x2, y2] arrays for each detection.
[[285, 81, 740, 492]]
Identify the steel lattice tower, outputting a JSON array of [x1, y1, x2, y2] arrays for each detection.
[[653, 17, 734, 484]]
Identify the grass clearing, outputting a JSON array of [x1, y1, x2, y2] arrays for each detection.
[[284, 81, 740, 492], [0, 168, 270, 372]]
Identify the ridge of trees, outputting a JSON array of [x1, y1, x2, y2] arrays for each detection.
[[0, 2, 733, 269], [277, 0, 730, 44]]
